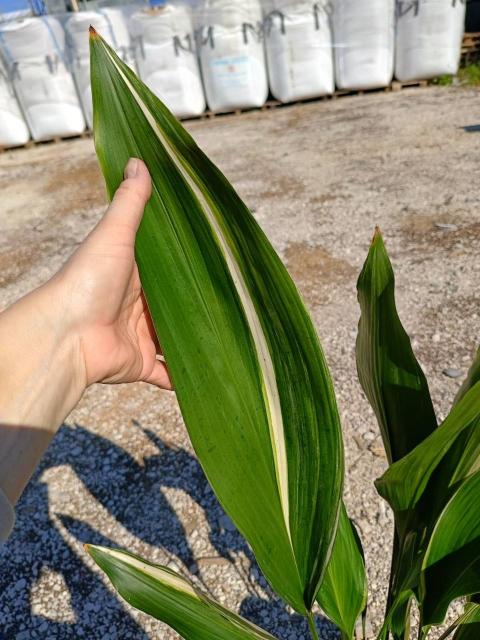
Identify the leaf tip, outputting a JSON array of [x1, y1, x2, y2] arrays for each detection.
[[372, 225, 383, 244], [89, 25, 99, 39]]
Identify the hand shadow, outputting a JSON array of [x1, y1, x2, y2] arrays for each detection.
[[0, 478, 149, 638], [0, 420, 339, 639]]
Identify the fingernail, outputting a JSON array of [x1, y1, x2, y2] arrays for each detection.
[[124, 158, 139, 179]]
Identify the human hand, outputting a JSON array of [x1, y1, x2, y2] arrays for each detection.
[[0, 158, 171, 503], [0, 157, 171, 436], [55, 157, 172, 391]]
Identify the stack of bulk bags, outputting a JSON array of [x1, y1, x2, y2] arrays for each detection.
[[332, 0, 395, 90], [395, 0, 466, 81], [263, 0, 334, 102], [197, 0, 268, 112], [129, 4, 205, 119], [0, 16, 85, 141], [66, 8, 133, 128], [0, 55, 29, 147]]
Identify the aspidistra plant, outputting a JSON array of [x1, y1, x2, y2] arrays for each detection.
[[359, 233, 480, 640]]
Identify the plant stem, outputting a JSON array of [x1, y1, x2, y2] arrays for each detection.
[[417, 610, 428, 640], [437, 622, 457, 640], [307, 612, 320, 640]]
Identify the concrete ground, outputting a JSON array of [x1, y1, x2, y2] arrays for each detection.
[[1, 85, 480, 640]]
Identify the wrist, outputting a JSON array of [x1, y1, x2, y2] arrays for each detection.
[[0, 276, 87, 431]]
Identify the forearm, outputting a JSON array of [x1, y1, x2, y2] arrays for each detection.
[[0, 277, 86, 503]]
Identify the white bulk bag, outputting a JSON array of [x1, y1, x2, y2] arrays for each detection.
[[0, 16, 85, 141], [129, 5, 205, 119], [395, 0, 466, 82], [0, 56, 29, 147], [332, 0, 395, 90], [66, 9, 133, 129], [198, 0, 268, 112], [263, 0, 334, 103]]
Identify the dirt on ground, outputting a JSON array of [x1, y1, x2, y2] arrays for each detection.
[[1, 85, 480, 640]]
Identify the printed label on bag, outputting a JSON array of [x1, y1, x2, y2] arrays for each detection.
[[210, 56, 250, 89]]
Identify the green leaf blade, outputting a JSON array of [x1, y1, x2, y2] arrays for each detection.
[[452, 601, 480, 640], [421, 471, 480, 625], [90, 30, 344, 613], [375, 383, 480, 513], [86, 546, 277, 640], [356, 229, 437, 464], [317, 504, 367, 639]]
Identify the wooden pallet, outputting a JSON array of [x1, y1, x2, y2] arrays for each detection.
[[461, 31, 480, 63], [183, 79, 431, 123], [0, 130, 91, 153], [1, 79, 431, 152]]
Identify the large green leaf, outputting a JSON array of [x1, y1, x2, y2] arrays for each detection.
[[420, 471, 480, 625], [90, 30, 344, 615], [317, 504, 367, 640], [86, 545, 276, 640], [356, 229, 437, 465], [356, 229, 437, 639]]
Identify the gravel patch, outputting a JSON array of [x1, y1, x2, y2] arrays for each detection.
[[1, 85, 479, 639]]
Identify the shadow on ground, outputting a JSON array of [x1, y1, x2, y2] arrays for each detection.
[[0, 422, 337, 639]]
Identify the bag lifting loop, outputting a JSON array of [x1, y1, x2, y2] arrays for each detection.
[[313, 2, 334, 30], [264, 10, 285, 37], [396, 1, 420, 18]]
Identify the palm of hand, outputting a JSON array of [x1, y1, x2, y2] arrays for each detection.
[[58, 162, 172, 391]]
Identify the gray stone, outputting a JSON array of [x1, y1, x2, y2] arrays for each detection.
[[442, 368, 463, 379]]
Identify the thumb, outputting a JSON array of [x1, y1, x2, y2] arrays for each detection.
[[102, 158, 152, 235]]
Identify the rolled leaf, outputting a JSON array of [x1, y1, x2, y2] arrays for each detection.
[[420, 470, 480, 625], [356, 228, 437, 465], [86, 545, 276, 640], [317, 505, 367, 640], [90, 30, 343, 614]]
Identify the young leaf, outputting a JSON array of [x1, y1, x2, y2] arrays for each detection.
[[317, 504, 367, 640], [420, 471, 480, 625], [89, 30, 344, 614], [356, 229, 436, 638], [356, 228, 437, 464], [86, 545, 277, 640]]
